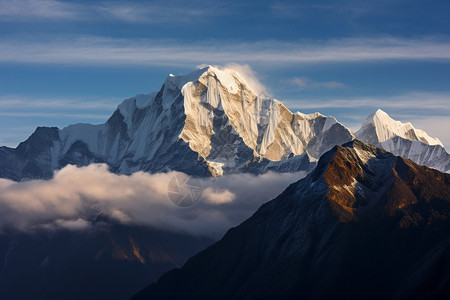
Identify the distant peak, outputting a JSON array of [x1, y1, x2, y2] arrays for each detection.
[[374, 108, 387, 116], [357, 109, 444, 148], [367, 108, 390, 121]]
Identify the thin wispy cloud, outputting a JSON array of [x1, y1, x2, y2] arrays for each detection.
[[0, 0, 82, 20], [0, 112, 109, 119], [287, 77, 346, 89], [0, 0, 229, 23], [1, 36, 450, 66], [0, 96, 118, 110], [270, 0, 420, 23], [284, 92, 450, 112]]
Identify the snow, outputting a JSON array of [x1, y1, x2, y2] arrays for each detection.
[[353, 146, 376, 165], [118, 93, 156, 129], [208, 66, 239, 94], [354, 109, 449, 172], [60, 123, 104, 154], [207, 161, 225, 177], [361, 109, 443, 147], [322, 116, 337, 132]]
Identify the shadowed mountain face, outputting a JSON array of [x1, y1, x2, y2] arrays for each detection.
[[0, 223, 213, 300], [133, 140, 450, 300]]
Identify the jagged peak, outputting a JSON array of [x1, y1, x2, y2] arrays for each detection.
[[116, 93, 157, 129], [294, 111, 324, 119], [170, 65, 266, 97], [357, 109, 443, 147], [315, 139, 382, 170]]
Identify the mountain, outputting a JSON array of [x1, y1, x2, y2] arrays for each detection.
[[0, 221, 213, 300], [0, 66, 354, 180], [1, 68, 448, 180], [356, 109, 450, 173], [132, 140, 450, 300]]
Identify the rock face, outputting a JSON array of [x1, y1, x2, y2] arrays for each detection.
[[1, 68, 448, 180], [0, 66, 354, 180], [132, 140, 450, 300], [356, 109, 450, 173], [0, 222, 213, 300]]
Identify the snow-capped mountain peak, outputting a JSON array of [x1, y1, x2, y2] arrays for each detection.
[[356, 109, 449, 173], [177, 66, 354, 175], [357, 109, 443, 147]]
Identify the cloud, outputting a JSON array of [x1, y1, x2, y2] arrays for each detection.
[[0, 96, 117, 110], [1, 36, 450, 67], [0, 0, 229, 23], [202, 188, 235, 204], [283, 92, 450, 112], [270, 1, 396, 19], [197, 63, 269, 95], [0, 164, 305, 237], [0, 112, 109, 119], [288, 77, 346, 89], [221, 63, 269, 95], [0, 0, 82, 20]]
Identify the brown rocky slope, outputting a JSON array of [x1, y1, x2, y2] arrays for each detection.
[[132, 140, 450, 300]]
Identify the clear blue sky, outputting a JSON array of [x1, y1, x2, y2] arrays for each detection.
[[1, 0, 449, 148]]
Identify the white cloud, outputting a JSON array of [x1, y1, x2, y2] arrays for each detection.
[[0, 164, 305, 237], [196, 63, 269, 95], [0, 112, 109, 119], [288, 77, 346, 89], [202, 188, 235, 204], [1, 36, 450, 67], [0, 96, 117, 110], [0, 0, 229, 23], [0, 0, 84, 20], [221, 63, 269, 95], [283, 92, 450, 113]]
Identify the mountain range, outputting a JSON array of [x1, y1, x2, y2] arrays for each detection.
[[132, 139, 450, 300], [1, 66, 449, 299], [0, 221, 213, 300], [0, 66, 448, 181]]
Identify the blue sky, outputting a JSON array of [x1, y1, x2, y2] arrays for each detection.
[[1, 0, 450, 148]]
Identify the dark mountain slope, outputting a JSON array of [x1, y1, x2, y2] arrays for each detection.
[[133, 140, 450, 300], [0, 223, 213, 300]]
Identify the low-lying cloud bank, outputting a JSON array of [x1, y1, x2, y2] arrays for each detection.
[[0, 164, 305, 237]]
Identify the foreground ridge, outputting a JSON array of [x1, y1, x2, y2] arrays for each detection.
[[133, 140, 450, 300]]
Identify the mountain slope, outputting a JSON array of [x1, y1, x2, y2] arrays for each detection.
[[0, 66, 354, 180], [132, 140, 450, 300], [356, 109, 450, 173], [0, 222, 213, 300]]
